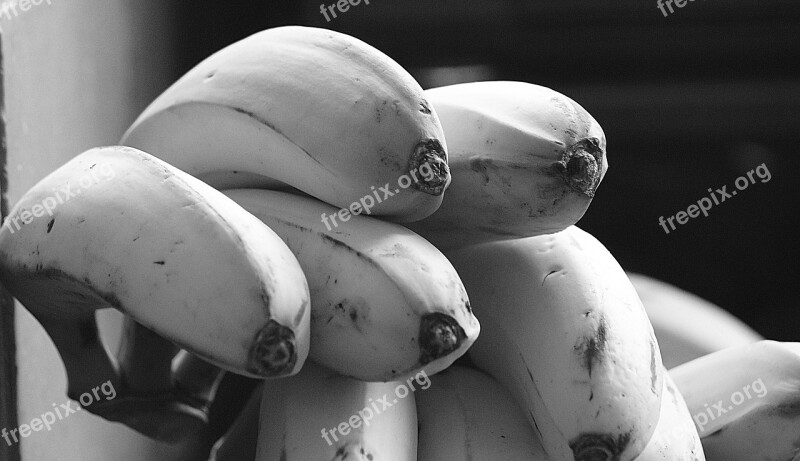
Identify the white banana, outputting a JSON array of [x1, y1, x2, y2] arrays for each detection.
[[415, 365, 550, 460], [405, 81, 607, 250], [224, 188, 480, 381], [446, 226, 663, 461], [122, 25, 450, 222], [255, 361, 418, 461], [628, 272, 762, 368], [634, 372, 705, 461], [670, 340, 800, 461], [0, 146, 310, 439]]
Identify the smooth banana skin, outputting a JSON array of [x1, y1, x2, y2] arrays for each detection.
[[405, 81, 607, 250], [209, 383, 261, 461], [416, 365, 550, 460], [670, 341, 800, 461], [628, 272, 762, 368], [122, 25, 450, 222], [447, 226, 663, 461], [255, 361, 418, 461], [0, 147, 310, 438], [224, 188, 480, 381], [634, 372, 705, 461]]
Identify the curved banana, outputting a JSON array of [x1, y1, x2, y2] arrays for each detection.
[[415, 365, 549, 460], [122, 25, 450, 222], [405, 81, 607, 250], [635, 372, 705, 461], [628, 272, 762, 368], [0, 146, 310, 437], [255, 361, 418, 460], [224, 188, 480, 381], [446, 226, 663, 461], [670, 341, 800, 461]]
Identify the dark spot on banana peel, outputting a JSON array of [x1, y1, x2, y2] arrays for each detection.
[[247, 320, 297, 377], [419, 100, 432, 114], [408, 139, 450, 196], [570, 431, 632, 461], [576, 315, 608, 378], [46, 218, 55, 233], [418, 313, 465, 365], [555, 137, 604, 197]]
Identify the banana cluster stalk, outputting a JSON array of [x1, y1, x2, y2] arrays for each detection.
[[670, 341, 800, 461], [406, 81, 607, 250], [446, 226, 663, 461], [224, 188, 480, 381], [122, 25, 450, 222], [628, 272, 763, 368], [256, 361, 418, 461], [415, 366, 550, 460], [0, 146, 310, 440], [635, 372, 705, 461]]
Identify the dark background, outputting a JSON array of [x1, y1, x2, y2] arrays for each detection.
[[166, 0, 798, 340]]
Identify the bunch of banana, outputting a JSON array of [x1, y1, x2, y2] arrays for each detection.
[[446, 226, 663, 461], [0, 146, 310, 441], [405, 81, 607, 250], [670, 340, 800, 461], [628, 272, 763, 368], [4, 20, 791, 461]]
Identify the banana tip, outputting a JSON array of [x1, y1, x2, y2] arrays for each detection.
[[570, 432, 631, 461], [418, 312, 466, 364], [409, 138, 450, 196], [247, 320, 297, 377], [559, 138, 605, 197]]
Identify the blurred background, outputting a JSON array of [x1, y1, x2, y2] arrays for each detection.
[[163, 0, 799, 340]]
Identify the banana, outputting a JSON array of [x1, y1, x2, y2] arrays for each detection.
[[209, 383, 261, 461], [223, 188, 480, 381], [628, 272, 762, 368], [415, 365, 550, 460], [446, 226, 663, 461], [255, 361, 418, 461], [670, 341, 800, 461], [122, 25, 450, 222], [634, 372, 705, 461], [0, 146, 310, 438], [405, 81, 607, 250]]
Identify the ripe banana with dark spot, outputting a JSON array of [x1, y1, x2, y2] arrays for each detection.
[[446, 226, 663, 461], [415, 365, 550, 460], [224, 188, 480, 381], [405, 81, 606, 250], [122, 25, 450, 222], [628, 272, 762, 368], [670, 341, 800, 461], [0, 146, 310, 440], [255, 361, 418, 461]]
